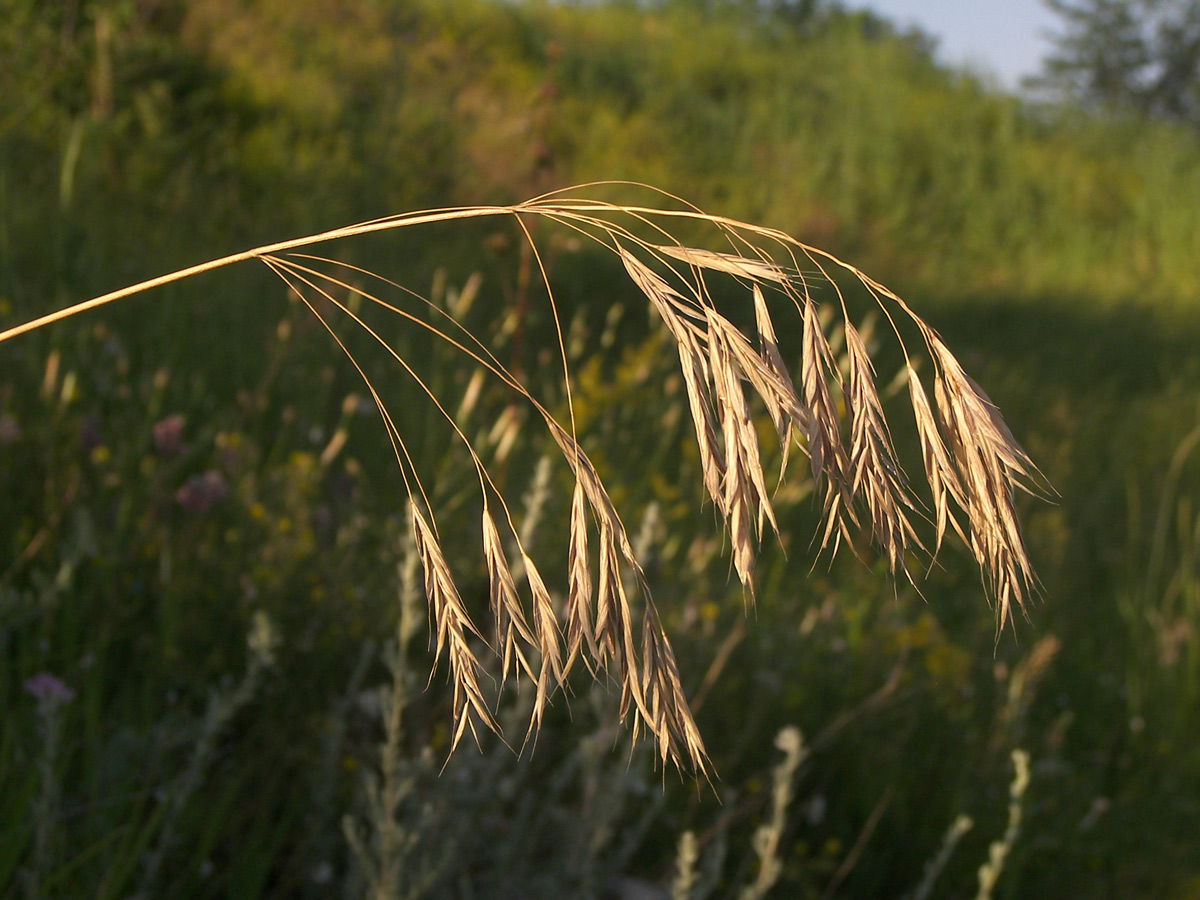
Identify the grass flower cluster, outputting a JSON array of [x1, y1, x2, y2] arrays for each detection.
[[0, 184, 1041, 772]]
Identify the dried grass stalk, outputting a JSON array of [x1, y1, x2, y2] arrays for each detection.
[[0, 183, 1044, 770]]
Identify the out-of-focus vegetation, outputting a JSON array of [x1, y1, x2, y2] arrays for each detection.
[[1038, 0, 1200, 126], [2, 0, 1199, 897]]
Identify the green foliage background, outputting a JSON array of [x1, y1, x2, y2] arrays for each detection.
[[2, 0, 1200, 897]]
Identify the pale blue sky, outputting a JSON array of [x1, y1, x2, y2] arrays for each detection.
[[856, 0, 1062, 90]]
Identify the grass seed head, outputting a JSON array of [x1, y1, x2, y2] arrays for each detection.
[[0, 183, 1045, 770]]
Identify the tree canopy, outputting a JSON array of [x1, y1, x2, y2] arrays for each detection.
[[1039, 0, 1200, 124]]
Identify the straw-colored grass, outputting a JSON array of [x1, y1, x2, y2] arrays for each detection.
[[0, 183, 1044, 771]]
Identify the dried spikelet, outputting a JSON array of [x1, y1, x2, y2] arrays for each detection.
[[677, 339, 727, 507], [618, 246, 732, 511], [483, 480, 569, 737], [543, 416, 652, 585], [704, 312, 779, 594], [410, 504, 497, 751], [641, 607, 707, 769], [596, 518, 660, 740], [563, 479, 597, 673], [842, 321, 921, 577], [800, 299, 853, 554], [481, 506, 536, 683], [654, 244, 786, 283], [962, 369, 1039, 482], [521, 551, 564, 734], [752, 285, 807, 476], [717, 298, 809, 448], [594, 518, 631, 674], [707, 311, 778, 532], [906, 363, 968, 555], [725, 458, 757, 597], [617, 245, 702, 339], [932, 340, 1037, 486], [927, 338, 1038, 627], [566, 479, 705, 766]]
